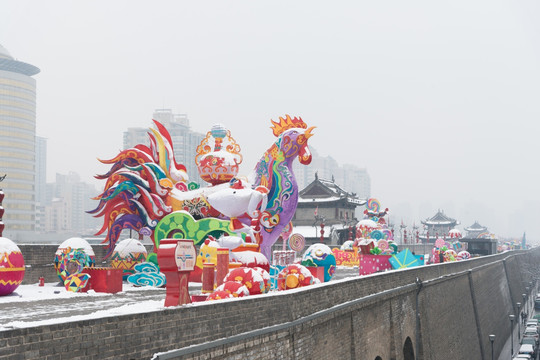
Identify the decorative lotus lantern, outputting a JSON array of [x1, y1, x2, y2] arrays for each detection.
[[195, 124, 243, 186], [0, 237, 25, 296]]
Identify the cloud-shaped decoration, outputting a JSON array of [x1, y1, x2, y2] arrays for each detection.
[[127, 261, 165, 287], [134, 261, 159, 273], [127, 272, 166, 287]]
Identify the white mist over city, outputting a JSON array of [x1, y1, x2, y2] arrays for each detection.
[[1, 1, 540, 242]]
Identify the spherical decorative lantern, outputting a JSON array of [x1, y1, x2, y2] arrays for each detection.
[[223, 266, 265, 295], [110, 238, 147, 280], [196, 124, 243, 185], [277, 264, 314, 290], [54, 237, 95, 281], [0, 237, 25, 296], [302, 243, 336, 282]]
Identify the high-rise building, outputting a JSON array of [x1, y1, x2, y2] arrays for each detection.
[[35, 136, 47, 205], [292, 147, 371, 200], [0, 43, 40, 240], [123, 109, 206, 184], [44, 172, 100, 235]]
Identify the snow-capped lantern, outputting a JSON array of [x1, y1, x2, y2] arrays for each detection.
[[302, 244, 336, 282], [214, 280, 250, 298], [448, 229, 462, 239], [195, 124, 243, 185], [110, 238, 148, 280], [253, 267, 271, 293], [0, 237, 25, 296], [206, 290, 234, 301], [223, 267, 265, 295], [54, 237, 95, 281], [277, 264, 314, 290], [356, 219, 379, 239]]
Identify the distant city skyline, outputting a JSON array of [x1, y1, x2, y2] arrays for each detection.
[[1, 1, 539, 242]]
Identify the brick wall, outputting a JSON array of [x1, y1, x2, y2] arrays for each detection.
[[1, 247, 539, 359]]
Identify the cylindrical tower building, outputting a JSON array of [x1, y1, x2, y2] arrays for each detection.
[[0, 44, 40, 240]]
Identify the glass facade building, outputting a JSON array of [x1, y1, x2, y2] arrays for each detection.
[[0, 44, 40, 240]]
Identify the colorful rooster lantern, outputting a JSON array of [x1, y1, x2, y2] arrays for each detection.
[[110, 238, 148, 280], [0, 237, 25, 296], [277, 264, 314, 290], [54, 237, 95, 281], [196, 124, 243, 186], [92, 116, 315, 267], [223, 266, 265, 295], [301, 244, 336, 282]]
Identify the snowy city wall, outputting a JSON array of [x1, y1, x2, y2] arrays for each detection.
[[16, 244, 154, 285], [0, 248, 538, 359]]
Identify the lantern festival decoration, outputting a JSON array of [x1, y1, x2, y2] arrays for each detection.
[[91, 116, 315, 271], [301, 243, 336, 282], [54, 237, 95, 281], [196, 123, 243, 186], [110, 238, 148, 280], [277, 264, 314, 290], [0, 237, 25, 296], [222, 267, 266, 295]]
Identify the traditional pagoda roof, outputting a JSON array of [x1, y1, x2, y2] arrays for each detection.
[[298, 175, 366, 206], [464, 221, 488, 233], [421, 210, 458, 226]]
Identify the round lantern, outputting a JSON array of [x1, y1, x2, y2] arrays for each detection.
[[196, 124, 242, 185], [277, 264, 314, 290], [253, 267, 271, 294], [54, 237, 95, 281], [340, 240, 354, 251], [302, 244, 336, 282], [215, 281, 249, 297], [0, 237, 25, 296], [110, 238, 148, 280], [223, 267, 265, 295], [206, 290, 234, 301]]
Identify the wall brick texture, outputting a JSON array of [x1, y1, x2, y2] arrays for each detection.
[[1, 246, 539, 359]]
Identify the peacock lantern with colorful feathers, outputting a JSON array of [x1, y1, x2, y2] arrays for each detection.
[[90, 115, 315, 262]]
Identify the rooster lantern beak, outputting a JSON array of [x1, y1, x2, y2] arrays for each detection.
[[298, 126, 315, 165], [304, 126, 315, 139]]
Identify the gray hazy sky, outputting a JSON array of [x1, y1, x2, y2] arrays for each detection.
[[1, 1, 539, 241]]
